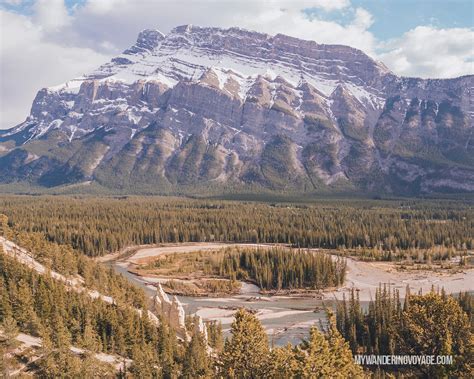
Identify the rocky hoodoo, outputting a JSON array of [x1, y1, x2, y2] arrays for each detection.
[[153, 283, 208, 342], [1, 25, 472, 195], [154, 284, 188, 339]]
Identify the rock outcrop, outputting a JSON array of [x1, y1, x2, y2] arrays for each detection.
[[153, 283, 208, 342], [154, 284, 188, 339]]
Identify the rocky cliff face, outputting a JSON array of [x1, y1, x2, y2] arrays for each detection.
[[1, 25, 472, 194]]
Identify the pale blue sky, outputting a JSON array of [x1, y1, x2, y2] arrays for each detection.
[[340, 0, 472, 39]]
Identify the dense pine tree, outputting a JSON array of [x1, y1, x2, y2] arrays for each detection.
[[267, 343, 300, 378], [182, 328, 212, 378], [336, 288, 473, 377], [0, 315, 19, 377], [210, 247, 346, 290], [206, 321, 223, 352], [399, 292, 472, 377], [220, 309, 270, 378]]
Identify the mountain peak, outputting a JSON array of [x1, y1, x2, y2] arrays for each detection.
[[1, 25, 472, 195], [170, 24, 195, 34], [124, 28, 165, 55], [137, 29, 165, 44]]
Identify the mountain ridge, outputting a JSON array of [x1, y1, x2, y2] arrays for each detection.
[[1, 25, 473, 195]]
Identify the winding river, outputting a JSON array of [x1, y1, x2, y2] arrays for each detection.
[[109, 243, 474, 345], [112, 260, 331, 345]]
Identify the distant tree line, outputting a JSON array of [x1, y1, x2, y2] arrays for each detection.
[[0, 196, 472, 257]]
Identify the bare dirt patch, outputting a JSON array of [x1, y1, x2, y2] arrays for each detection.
[[326, 257, 474, 301]]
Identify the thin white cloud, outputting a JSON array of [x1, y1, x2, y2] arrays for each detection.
[[379, 26, 474, 78], [0, 10, 111, 129], [66, 0, 377, 55], [2, 0, 24, 5], [33, 0, 70, 31], [352, 7, 374, 30], [317, 0, 350, 10]]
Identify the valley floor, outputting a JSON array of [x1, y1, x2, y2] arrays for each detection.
[[107, 243, 474, 344], [329, 255, 474, 301], [117, 243, 474, 300]]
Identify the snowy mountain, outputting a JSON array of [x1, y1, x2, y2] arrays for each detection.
[[1, 25, 473, 194]]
